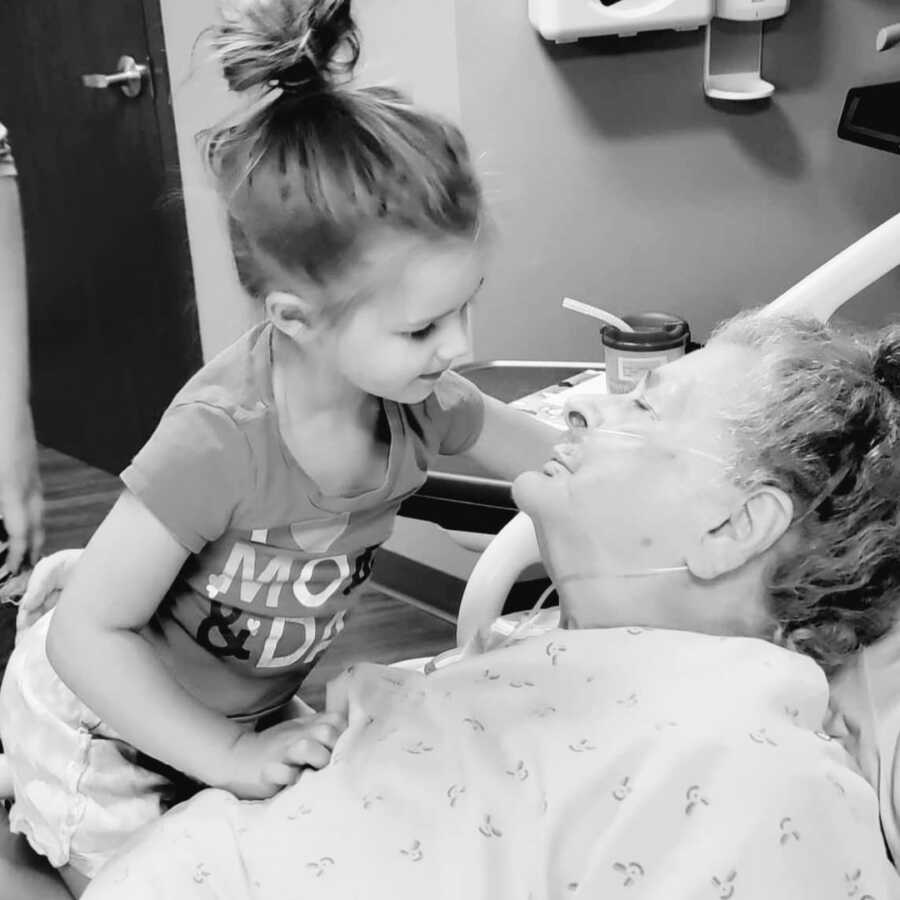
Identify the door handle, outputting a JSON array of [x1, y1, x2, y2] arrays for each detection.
[[82, 55, 148, 98], [876, 23, 900, 53]]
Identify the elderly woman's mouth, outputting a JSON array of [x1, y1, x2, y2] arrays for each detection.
[[543, 447, 575, 476], [542, 460, 567, 476]]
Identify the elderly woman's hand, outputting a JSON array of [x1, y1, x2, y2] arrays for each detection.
[[0, 403, 43, 577]]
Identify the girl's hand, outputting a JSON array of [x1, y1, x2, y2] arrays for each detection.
[[15, 547, 83, 636], [219, 711, 347, 800]]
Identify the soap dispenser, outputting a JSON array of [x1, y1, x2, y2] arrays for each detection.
[[704, 0, 790, 100]]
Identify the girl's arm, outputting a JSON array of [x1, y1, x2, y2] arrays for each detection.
[[47, 491, 345, 797], [461, 393, 560, 481], [44, 490, 246, 788]]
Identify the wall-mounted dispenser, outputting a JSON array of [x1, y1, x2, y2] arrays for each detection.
[[528, 0, 714, 43], [703, 0, 790, 101], [530, 0, 791, 103]]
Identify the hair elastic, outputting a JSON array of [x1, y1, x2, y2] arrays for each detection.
[[269, 60, 323, 94]]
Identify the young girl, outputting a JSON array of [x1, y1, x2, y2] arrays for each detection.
[[0, 0, 556, 893]]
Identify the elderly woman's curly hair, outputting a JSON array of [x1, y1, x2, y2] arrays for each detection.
[[711, 311, 900, 673]]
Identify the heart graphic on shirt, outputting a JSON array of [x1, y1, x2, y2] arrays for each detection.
[[206, 575, 229, 599], [290, 514, 351, 553], [246, 618, 261, 636]]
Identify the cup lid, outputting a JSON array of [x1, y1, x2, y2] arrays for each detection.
[[601, 312, 690, 352]]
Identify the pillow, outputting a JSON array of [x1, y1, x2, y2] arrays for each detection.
[[828, 627, 900, 867]]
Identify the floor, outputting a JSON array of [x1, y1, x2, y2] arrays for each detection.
[[0, 447, 457, 710]]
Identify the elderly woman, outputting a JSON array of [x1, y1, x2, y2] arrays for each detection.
[[69, 309, 900, 900], [10, 310, 900, 899]]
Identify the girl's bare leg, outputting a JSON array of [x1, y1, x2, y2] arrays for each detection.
[[58, 864, 90, 898]]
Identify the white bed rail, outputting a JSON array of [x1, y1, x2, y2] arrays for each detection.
[[763, 210, 900, 323]]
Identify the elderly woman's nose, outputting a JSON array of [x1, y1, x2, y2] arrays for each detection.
[[563, 394, 609, 431]]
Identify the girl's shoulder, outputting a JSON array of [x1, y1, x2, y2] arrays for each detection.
[[170, 323, 275, 423]]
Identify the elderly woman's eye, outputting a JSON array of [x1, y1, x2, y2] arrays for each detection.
[[634, 397, 659, 420]]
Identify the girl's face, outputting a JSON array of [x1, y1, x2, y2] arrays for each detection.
[[329, 235, 488, 403]]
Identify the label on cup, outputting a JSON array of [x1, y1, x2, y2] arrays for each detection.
[[618, 354, 669, 380], [606, 346, 684, 393]]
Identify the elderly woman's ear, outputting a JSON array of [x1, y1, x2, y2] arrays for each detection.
[[686, 487, 794, 580]]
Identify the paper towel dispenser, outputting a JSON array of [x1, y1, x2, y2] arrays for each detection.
[[529, 0, 790, 101], [528, 0, 714, 42]]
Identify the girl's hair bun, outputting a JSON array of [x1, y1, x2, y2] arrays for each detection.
[[214, 0, 359, 94], [874, 325, 900, 400]]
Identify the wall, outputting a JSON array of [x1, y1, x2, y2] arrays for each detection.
[[455, 0, 900, 361], [158, 0, 461, 359], [157, 0, 254, 360], [162, 1, 900, 363], [157, 0, 900, 585]]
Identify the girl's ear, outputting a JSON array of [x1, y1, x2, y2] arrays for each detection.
[[265, 291, 321, 342], [685, 486, 794, 580]]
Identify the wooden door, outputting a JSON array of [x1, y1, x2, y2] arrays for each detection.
[[0, 0, 202, 474]]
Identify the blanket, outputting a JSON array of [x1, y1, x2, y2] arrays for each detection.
[[85, 627, 900, 900]]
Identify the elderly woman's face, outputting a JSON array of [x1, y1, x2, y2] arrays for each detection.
[[512, 342, 759, 589]]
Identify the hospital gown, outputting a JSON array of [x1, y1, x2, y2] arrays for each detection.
[[85, 627, 900, 900]]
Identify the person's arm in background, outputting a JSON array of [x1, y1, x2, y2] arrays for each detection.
[[0, 125, 43, 574], [0, 125, 64, 900]]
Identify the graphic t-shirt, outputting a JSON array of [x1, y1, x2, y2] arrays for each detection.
[[121, 323, 484, 702]]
